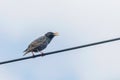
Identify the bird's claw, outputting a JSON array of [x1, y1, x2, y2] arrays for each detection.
[[40, 52, 45, 57]]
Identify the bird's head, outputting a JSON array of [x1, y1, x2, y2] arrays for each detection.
[[45, 32, 59, 39]]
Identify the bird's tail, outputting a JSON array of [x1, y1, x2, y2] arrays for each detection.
[[23, 52, 28, 56], [23, 49, 29, 56]]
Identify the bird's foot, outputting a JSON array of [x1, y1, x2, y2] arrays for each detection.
[[32, 52, 35, 57], [40, 52, 45, 57]]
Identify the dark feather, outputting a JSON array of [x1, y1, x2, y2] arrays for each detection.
[[23, 32, 57, 56]]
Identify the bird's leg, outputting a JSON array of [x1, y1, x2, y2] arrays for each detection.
[[40, 52, 44, 56], [32, 52, 35, 56], [37, 49, 44, 57]]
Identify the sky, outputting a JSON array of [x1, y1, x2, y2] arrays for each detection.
[[0, 0, 120, 80]]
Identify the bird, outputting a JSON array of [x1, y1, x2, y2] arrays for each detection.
[[23, 32, 59, 56]]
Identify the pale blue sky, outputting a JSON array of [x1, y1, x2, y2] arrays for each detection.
[[0, 0, 120, 80]]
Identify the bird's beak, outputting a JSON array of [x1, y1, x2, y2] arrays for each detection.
[[54, 32, 59, 36]]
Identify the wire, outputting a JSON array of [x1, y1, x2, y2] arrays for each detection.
[[0, 37, 120, 65]]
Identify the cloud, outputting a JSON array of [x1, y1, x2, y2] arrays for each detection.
[[0, 67, 22, 80], [0, 0, 120, 80]]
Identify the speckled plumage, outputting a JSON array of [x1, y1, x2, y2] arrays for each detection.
[[23, 32, 58, 56]]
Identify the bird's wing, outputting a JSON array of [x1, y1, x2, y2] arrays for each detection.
[[27, 36, 47, 51]]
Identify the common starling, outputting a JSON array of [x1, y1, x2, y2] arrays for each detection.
[[23, 32, 58, 56]]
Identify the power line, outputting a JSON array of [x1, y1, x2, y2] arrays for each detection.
[[1, 37, 120, 65]]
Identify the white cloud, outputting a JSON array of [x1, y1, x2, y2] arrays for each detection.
[[0, 67, 23, 80], [0, 0, 120, 80], [70, 42, 120, 80]]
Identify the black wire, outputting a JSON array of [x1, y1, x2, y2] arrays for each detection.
[[0, 37, 120, 65]]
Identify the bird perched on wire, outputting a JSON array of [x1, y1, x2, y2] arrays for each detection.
[[23, 32, 59, 56]]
